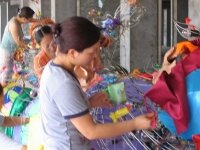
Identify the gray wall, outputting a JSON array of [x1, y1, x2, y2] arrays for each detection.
[[41, 0, 50, 17], [130, 0, 158, 70], [51, 0, 76, 22], [177, 0, 188, 42]]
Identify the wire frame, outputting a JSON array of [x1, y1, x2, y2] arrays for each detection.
[[173, 19, 200, 40], [84, 0, 146, 68], [114, 0, 146, 29]]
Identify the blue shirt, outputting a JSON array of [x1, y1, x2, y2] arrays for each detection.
[[0, 18, 23, 53]]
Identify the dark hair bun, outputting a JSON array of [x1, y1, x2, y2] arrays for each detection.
[[34, 25, 52, 44], [54, 23, 62, 38]]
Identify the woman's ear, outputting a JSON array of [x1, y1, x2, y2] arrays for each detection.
[[22, 17, 29, 23], [68, 49, 79, 59], [50, 42, 57, 53]]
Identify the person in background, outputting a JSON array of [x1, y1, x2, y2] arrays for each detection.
[[33, 25, 56, 79], [0, 83, 29, 150], [33, 25, 112, 108], [0, 6, 36, 87], [39, 16, 155, 150]]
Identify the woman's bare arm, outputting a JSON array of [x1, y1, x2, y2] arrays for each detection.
[[2, 116, 29, 127], [71, 112, 154, 140]]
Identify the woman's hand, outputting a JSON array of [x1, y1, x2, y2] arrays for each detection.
[[89, 92, 113, 108], [128, 0, 139, 6], [162, 47, 176, 74], [100, 36, 113, 48], [132, 112, 155, 130], [152, 47, 176, 84]]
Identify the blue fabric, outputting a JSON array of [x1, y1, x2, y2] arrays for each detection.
[[158, 69, 200, 140], [0, 20, 23, 53], [4, 86, 22, 104], [12, 98, 40, 144], [0, 19, 23, 83]]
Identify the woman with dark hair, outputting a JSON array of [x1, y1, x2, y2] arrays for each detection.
[[0, 6, 36, 87], [39, 16, 155, 150], [33, 25, 56, 79]]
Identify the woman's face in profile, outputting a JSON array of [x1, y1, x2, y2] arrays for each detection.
[[74, 41, 100, 67], [41, 34, 55, 58]]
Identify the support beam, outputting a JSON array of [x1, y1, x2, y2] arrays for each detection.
[[51, 0, 76, 22], [0, 2, 8, 41], [120, 0, 130, 72], [157, 0, 162, 64]]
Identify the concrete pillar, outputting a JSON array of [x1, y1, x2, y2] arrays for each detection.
[[120, 0, 130, 71], [0, 1, 8, 41], [41, 0, 51, 18], [51, 0, 77, 22], [130, 0, 158, 70], [189, 0, 200, 28]]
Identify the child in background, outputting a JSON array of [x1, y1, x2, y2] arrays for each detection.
[[33, 25, 112, 108], [33, 25, 56, 79]]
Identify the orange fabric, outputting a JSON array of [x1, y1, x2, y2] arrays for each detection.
[[29, 18, 54, 38], [34, 50, 51, 79], [174, 41, 199, 55]]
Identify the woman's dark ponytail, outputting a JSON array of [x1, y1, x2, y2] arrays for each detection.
[[54, 23, 62, 38]]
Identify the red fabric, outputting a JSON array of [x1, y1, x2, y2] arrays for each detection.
[[193, 134, 200, 150], [145, 48, 200, 134]]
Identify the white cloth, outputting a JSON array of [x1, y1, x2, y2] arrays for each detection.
[[0, 132, 22, 150], [0, 48, 14, 83]]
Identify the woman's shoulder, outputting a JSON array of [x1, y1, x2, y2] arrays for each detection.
[[9, 17, 16, 24], [8, 17, 20, 28]]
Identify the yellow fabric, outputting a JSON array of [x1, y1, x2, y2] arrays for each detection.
[[4, 82, 17, 94], [27, 114, 44, 150]]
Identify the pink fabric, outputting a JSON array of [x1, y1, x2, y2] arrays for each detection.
[[145, 48, 200, 134]]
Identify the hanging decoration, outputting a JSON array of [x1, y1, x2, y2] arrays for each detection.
[[174, 17, 200, 41]]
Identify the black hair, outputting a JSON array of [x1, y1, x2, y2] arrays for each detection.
[[0, 84, 3, 96], [53, 16, 101, 53], [191, 29, 200, 37], [34, 25, 53, 44], [18, 6, 35, 19]]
